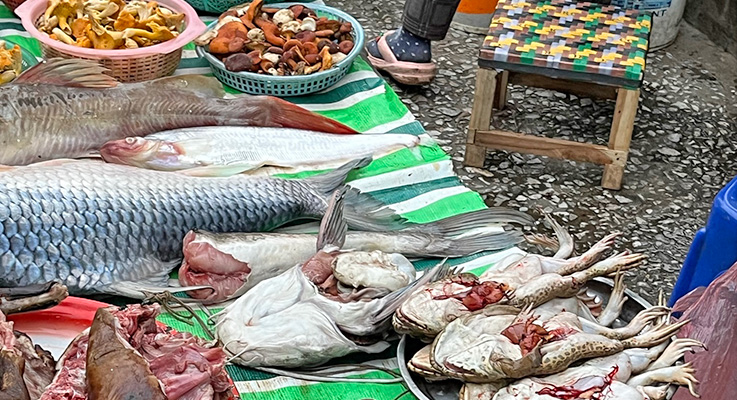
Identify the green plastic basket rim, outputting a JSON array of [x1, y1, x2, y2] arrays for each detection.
[[195, 2, 365, 84]]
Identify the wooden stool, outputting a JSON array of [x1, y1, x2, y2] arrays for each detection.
[[464, 0, 652, 190]]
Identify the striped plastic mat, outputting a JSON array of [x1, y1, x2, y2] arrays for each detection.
[[0, 5, 524, 399]]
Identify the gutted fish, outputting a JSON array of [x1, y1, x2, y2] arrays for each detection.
[[0, 157, 386, 297], [0, 58, 355, 166], [100, 127, 433, 176], [216, 189, 448, 367], [178, 207, 533, 302]]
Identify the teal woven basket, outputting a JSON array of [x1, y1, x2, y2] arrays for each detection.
[[195, 3, 364, 96]]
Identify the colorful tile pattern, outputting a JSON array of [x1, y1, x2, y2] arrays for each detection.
[[479, 0, 651, 87]]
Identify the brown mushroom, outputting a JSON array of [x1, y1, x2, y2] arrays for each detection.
[[283, 39, 302, 53], [304, 53, 320, 65], [339, 40, 354, 54], [314, 30, 334, 38], [224, 52, 257, 72], [227, 36, 246, 53], [288, 4, 303, 18], [339, 22, 352, 34], [218, 21, 249, 39], [241, 0, 263, 29], [316, 18, 340, 32], [317, 39, 340, 54], [295, 30, 316, 43], [255, 18, 285, 47], [260, 59, 274, 71], [302, 41, 318, 55], [208, 36, 231, 54]]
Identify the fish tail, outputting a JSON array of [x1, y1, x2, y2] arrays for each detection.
[[402, 208, 534, 256], [305, 157, 410, 232], [268, 97, 358, 134], [417, 208, 534, 237]]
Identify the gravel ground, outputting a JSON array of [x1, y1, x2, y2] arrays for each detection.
[[334, 0, 737, 303]]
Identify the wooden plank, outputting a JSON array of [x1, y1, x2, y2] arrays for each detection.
[[493, 70, 509, 110], [602, 88, 640, 190], [466, 68, 498, 144], [464, 142, 487, 167], [474, 129, 627, 166], [507, 71, 618, 100]]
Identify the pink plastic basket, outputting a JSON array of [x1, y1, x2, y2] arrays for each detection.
[[15, 0, 206, 82]]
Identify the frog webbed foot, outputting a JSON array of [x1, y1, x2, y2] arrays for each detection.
[[647, 338, 706, 371], [597, 271, 628, 327], [628, 363, 700, 398]]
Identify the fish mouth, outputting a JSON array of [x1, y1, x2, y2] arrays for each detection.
[[178, 231, 251, 303]]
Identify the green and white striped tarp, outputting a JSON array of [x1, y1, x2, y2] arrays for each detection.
[[0, 5, 523, 399]]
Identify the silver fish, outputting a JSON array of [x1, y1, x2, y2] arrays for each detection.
[[179, 208, 533, 302], [0, 59, 355, 166], [0, 157, 377, 297], [100, 127, 434, 176]]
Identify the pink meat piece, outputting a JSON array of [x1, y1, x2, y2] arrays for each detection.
[[673, 261, 737, 400], [39, 304, 234, 400], [39, 333, 89, 400], [179, 231, 252, 302]]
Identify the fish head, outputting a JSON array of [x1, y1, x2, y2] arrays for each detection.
[[100, 137, 192, 171]]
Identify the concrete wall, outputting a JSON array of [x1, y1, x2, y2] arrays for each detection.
[[685, 0, 737, 57]]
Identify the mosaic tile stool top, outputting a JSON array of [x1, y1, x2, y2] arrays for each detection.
[[479, 0, 652, 88]]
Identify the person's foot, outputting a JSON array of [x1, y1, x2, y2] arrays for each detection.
[[367, 27, 432, 63]]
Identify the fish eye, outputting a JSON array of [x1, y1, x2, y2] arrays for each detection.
[[125, 137, 136, 144]]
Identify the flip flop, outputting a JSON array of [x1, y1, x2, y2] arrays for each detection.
[[366, 30, 437, 85]]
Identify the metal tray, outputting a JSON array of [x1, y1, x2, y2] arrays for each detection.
[[397, 277, 678, 400]]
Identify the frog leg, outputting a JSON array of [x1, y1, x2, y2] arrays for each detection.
[[627, 363, 700, 398], [509, 252, 645, 309], [579, 306, 670, 340], [622, 319, 690, 349], [539, 333, 624, 375], [554, 232, 621, 275], [646, 338, 705, 371], [597, 271, 628, 327]]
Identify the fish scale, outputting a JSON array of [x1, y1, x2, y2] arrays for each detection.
[[0, 160, 337, 294]]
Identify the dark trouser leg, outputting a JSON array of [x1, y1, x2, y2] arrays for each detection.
[[401, 0, 462, 41]]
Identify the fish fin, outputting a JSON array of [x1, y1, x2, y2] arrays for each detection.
[[304, 157, 412, 232], [316, 189, 348, 250], [0, 164, 15, 172], [304, 156, 372, 197], [107, 281, 213, 299], [430, 230, 526, 256], [261, 97, 358, 134], [178, 162, 262, 177], [14, 58, 118, 88], [408, 208, 534, 237], [143, 75, 227, 98]]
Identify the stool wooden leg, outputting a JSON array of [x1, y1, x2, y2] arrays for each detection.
[[602, 88, 639, 190], [493, 70, 509, 110], [464, 68, 498, 167]]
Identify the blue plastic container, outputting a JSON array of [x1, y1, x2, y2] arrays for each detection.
[[669, 175, 737, 306], [195, 3, 364, 96]]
